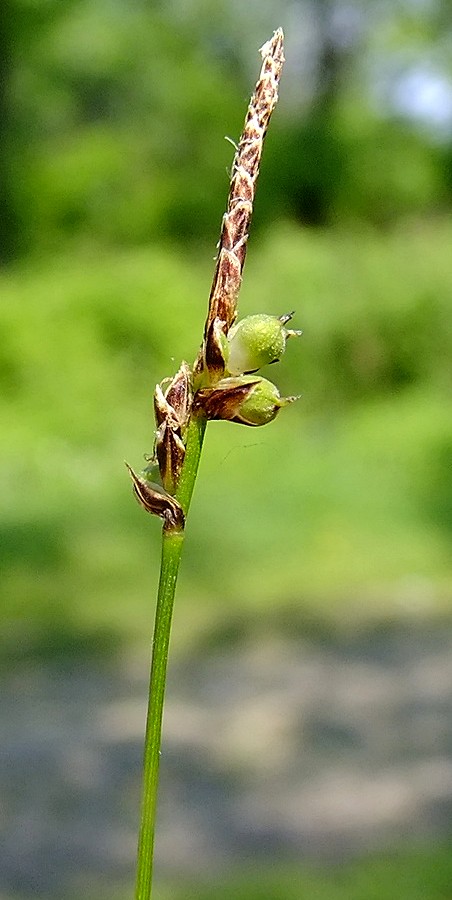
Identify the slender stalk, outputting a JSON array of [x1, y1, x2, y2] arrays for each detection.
[[135, 529, 183, 900], [135, 414, 206, 900], [175, 413, 207, 515], [133, 29, 285, 900]]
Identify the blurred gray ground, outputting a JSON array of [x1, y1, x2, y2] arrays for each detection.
[[2, 624, 452, 898]]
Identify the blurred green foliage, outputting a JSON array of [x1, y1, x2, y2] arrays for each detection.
[[4, 832, 451, 899], [2, 0, 452, 260], [156, 845, 452, 900], [90, 845, 452, 900], [57, 846, 452, 900], [1, 0, 452, 652], [1, 220, 451, 661]]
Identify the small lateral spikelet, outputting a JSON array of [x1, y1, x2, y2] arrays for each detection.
[[154, 362, 192, 494], [155, 420, 186, 497], [196, 28, 285, 377], [163, 361, 192, 430], [194, 374, 299, 427], [194, 378, 259, 422], [125, 463, 185, 532], [154, 361, 192, 431]]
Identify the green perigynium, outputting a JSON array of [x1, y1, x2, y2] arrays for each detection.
[[226, 312, 302, 375], [233, 375, 299, 425], [195, 374, 300, 426]]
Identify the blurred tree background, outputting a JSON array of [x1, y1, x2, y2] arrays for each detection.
[[1, 1, 452, 899], [2, 0, 452, 258]]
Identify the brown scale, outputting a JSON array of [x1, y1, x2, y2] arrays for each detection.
[[195, 29, 285, 376]]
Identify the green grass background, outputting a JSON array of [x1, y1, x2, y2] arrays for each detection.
[[158, 847, 452, 900], [58, 845, 452, 900], [2, 219, 452, 899], [2, 219, 451, 661]]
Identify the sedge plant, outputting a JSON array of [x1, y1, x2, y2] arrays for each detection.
[[127, 28, 301, 900]]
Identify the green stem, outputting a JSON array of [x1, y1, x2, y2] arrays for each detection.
[[135, 413, 207, 900]]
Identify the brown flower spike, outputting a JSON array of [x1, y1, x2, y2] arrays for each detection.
[[129, 30, 299, 530], [195, 28, 285, 382]]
